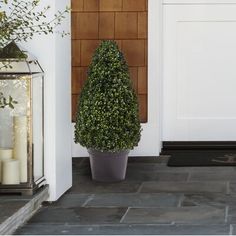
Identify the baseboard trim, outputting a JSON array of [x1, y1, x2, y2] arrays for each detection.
[[162, 141, 236, 152]]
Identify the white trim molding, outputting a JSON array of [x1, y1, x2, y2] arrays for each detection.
[[164, 0, 236, 4], [72, 0, 164, 157]]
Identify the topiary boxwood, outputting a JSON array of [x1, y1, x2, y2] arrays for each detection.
[[74, 40, 142, 152]]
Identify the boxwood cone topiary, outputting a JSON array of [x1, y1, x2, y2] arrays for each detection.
[[74, 40, 142, 152]]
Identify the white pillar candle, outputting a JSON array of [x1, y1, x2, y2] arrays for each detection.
[[0, 109, 13, 148], [13, 116, 28, 183], [0, 161, 1, 184], [0, 148, 13, 184], [2, 160, 20, 185], [0, 148, 13, 160]]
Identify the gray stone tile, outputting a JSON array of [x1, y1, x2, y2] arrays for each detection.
[[43, 194, 92, 208], [72, 174, 92, 183], [189, 172, 236, 181], [127, 163, 170, 172], [227, 216, 236, 224], [227, 212, 236, 223], [15, 223, 230, 235], [122, 206, 226, 224], [128, 164, 235, 173], [229, 183, 236, 194], [72, 157, 89, 167], [73, 168, 91, 176], [227, 206, 236, 223], [72, 158, 91, 174], [69, 180, 142, 194], [0, 195, 32, 201], [210, 195, 236, 224], [126, 171, 188, 182], [0, 186, 49, 235], [0, 200, 28, 208], [140, 181, 228, 194], [228, 206, 236, 215], [28, 207, 127, 224], [0, 202, 28, 222], [85, 193, 182, 207], [128, 156, 169, 164], [186, 166, 236, 172], [182, 193, 236, 207], [231, 224, 236, 235]]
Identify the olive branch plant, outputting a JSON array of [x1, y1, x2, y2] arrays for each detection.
[[0, 0, 70, 49], [0, 92, 17, 109], [0, 0, 70, 109]]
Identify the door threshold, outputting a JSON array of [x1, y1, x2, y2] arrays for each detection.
[[162, 141, 236, 152]]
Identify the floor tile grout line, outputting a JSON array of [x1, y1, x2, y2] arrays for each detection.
[[82, 194, 95, 207], [20, 223, 179, 227], [225, 206, 229, 223], [136, 182, 144, 193], [230, 224, 233, 235], [120, 207, 130, 223], [227, 182, 230, 195], [78, 206, 133, 209], [186, 172, 191, 182], [177, 194, 185, 207]]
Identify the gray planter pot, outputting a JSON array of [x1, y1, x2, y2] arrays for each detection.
[[88, 149, 129, 182]]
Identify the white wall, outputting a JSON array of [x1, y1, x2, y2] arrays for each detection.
[[71, 0, 163, 157], [20, 0, 72, 201], [54, 0, 72, 200]]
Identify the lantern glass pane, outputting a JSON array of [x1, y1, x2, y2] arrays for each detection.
[[0, 76, 29, 185]]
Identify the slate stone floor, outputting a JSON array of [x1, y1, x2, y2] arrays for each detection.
[[0, 185, 49, 235], [15, 156, 236, 235]]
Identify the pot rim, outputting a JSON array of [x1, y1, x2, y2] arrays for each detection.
[[88, 148, 130, 155]]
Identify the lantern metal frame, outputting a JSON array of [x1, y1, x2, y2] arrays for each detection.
[[0, 55, 45, 195]]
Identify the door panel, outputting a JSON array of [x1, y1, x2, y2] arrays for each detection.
[[163, 4, 236, 141]]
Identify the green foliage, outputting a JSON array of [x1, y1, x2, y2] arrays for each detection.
[[75, 40, 142, 152], [0, 41, 27, 59], [0, 0, 70, 50], [0, 92, 17, 109]]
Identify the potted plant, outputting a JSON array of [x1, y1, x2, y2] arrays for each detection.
[[74, 40, 142, 182]]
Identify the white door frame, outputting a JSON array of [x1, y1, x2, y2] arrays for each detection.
[[147, 0, 164, 155]]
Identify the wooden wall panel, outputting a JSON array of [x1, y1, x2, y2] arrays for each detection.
[[115, 12, 138, 38], [71, 0, 148, 122], [100, 0, 123, 11], [99, 13, 115, 39]]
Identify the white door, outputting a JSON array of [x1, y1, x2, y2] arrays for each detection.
[[163, 1, 236, 141]]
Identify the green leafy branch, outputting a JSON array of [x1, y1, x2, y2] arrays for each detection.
[[0, 0, 70, 49], [0, 92, 18, 109]]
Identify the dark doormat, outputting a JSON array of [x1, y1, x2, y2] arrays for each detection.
[[166, 150, 236, 167]]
